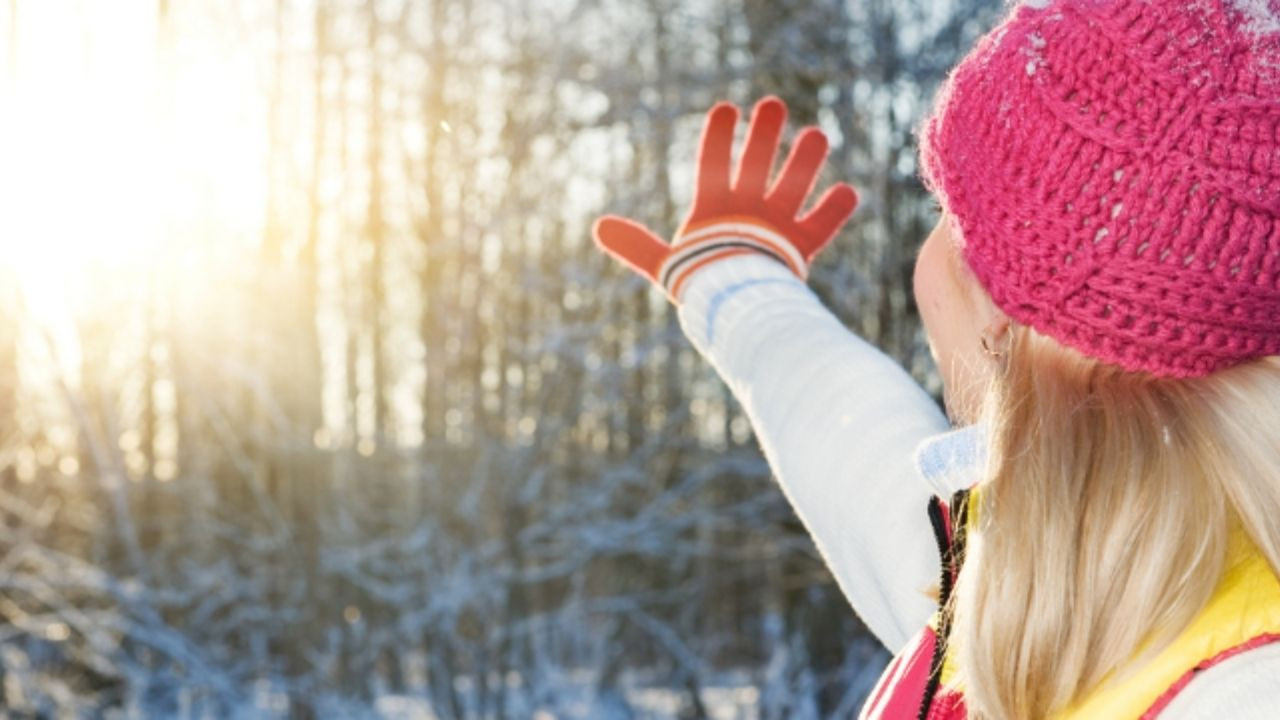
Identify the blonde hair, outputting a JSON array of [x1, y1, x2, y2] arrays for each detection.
[[948, 324, 1280, 719]]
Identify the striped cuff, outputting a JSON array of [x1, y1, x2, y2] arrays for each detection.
[[658, 219, 806, 302]]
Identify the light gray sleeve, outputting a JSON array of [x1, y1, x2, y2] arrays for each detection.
[[1158, 642, 1280, 720], [676, 253, 951, 653]]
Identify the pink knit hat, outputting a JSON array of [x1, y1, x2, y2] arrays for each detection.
[[919, 0, 1280, 378]]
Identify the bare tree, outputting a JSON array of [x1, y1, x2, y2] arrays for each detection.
[[0, 0, 1003, 715]]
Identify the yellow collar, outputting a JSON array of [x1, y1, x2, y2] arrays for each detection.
[[933, 488, 1280, 718], [1056, 524, 1280, 718]]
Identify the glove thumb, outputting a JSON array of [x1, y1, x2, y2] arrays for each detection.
[[592, 215, 668, 284]]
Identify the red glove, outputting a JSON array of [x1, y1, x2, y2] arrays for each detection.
[[593, 96, 859, 303]]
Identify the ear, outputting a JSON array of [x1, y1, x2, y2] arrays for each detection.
[[982, 312, 1010, 345], [980, 310, 1012, 358], [965, 263, 1009, 345]]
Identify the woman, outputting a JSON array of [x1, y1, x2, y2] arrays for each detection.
[[593, 0, 1280, 717]]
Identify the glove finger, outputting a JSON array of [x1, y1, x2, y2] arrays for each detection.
[[765, 127, 829, 219], [795, 183, 859, 261], [732, 96, 786, 198], [592, 215, 668, 283], [691, 102, 739, 215]]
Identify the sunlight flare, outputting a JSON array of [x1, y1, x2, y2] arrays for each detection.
[[1, 0, 268, 327]]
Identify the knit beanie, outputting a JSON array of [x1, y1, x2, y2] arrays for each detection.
[[919, 0, 1280, 378]]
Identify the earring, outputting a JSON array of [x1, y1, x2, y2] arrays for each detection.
[[980, 333, 1006, 360]]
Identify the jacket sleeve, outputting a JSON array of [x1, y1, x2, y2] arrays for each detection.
[[1158, 643, 1280, 719], [676, 252, 951, 653]]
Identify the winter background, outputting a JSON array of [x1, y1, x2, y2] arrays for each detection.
[[0, 0, 1002, 717]]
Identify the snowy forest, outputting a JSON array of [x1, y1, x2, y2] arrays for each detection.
[[0, 0, 1002, 717]]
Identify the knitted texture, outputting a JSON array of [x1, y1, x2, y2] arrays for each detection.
[[594, 97, 857, 304], [919, 0, 1280, 377]]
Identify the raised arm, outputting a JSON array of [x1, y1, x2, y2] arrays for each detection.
[[676, 251, 948, 652], [593, 97, 951, 652]]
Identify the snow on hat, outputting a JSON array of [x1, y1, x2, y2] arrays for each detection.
[[919, 0, 1280, 377]]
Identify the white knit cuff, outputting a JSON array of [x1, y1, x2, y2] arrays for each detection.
[[676, 253, 811, 357]]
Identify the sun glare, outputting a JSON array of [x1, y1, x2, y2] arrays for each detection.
[[1, 1, 268, 333]]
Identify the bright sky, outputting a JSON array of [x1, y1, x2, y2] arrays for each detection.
[[1, 1, 271, 370], [4, 2, 161, 314]]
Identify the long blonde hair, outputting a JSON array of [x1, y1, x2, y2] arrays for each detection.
[[948, 324, 1280, 719]]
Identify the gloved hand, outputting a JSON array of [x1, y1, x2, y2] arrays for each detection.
[[593, 96, 859, 303]]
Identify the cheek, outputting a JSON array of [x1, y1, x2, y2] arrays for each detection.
[[913, 233, 949, 346], [914, 231, 975, 402]]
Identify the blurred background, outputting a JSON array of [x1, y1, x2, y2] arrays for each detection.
[[0, 0, 1002, 717]]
